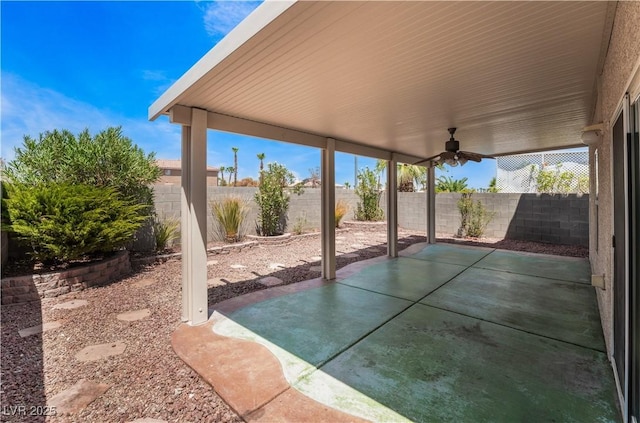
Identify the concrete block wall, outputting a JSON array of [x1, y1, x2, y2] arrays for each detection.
[[150, 185, 589, 249]]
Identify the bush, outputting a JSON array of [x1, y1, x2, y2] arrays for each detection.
[[3, 127, 161, 207], [2, 183, 146, 263], [355, 168, 383, 221], [255, 163, 303, 236], [335, 199, 349, 228], [153, 217, 180, 251], [457, 192, 495, 238], [211, 197, 248, 242]]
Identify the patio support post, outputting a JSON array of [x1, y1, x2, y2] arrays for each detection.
[[180, 107, 209, 325], [387, 154, 398, 257], [321, 138, 336, 280], [427, 164, 436, 244]]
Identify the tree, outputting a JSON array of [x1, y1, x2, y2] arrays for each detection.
[[232, 147, 239, 186], [308, 166, 320, 187], [374, 160, 425, 192], [3, 127, 161, 206], [435, 176, 469, 193], [254, 163, 303, 236], [219, 166, 227, 186], [487, 177, 499, 193], [257, 153, 265, 183], [355, 167, 384, 221]]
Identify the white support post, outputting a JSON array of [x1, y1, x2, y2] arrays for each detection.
[[426, 165, 436, 244], [321, 138, 336, 280], [180, 126, 191, 322], [387, 155, 398, 257], [181, 107, 209, 325]]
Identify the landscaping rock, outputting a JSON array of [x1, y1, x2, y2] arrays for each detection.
[[132, 278, 156, 288], [75, 341, 126, 362], [18, 321, 61, 338], [53, 299, 88, 310], [48, 379, 110, 414], [117, 309, 151, 322], [258, 277, 283, 287]]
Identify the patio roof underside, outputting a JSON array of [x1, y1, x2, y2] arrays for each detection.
[[150, 1, 613, 162]]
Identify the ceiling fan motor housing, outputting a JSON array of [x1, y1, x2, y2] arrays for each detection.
[[445, 139, 459, 153]]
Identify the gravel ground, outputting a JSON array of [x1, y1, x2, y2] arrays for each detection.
[[1, 227, 587, 422]]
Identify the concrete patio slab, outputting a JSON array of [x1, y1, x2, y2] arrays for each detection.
[[409, 243, 494, 266], [224, 283, 411, 367], [473, 249, 591, 283], [174, 244, 618, 422], [320, 304, 618, 422], [338, 257, 466, 301], [421, 267, 605, 351], [48, 379, 110, 414]]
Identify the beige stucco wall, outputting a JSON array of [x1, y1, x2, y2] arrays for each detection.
[[590, 1, 640, 356]]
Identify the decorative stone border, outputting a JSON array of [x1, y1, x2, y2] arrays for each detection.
[[342, 220, 387, 231], [1, 251, 131, 305], [245, 233, 292, 245]]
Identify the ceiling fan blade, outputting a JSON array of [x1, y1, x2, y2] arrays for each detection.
[[459, 151, 495, 162]]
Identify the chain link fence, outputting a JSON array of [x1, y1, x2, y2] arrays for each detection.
[[496, 150, 589, 194]]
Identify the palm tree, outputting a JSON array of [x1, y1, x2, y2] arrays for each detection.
[[257, 153, 265, 184], [219, 166, 226, 186], [374, 160, 424, 192], [232, 147, 239, 186], [397, 164, 423, 192], [487, 177, 499, 193], [436, 175, 469, 192]]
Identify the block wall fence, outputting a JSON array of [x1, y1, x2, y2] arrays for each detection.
[[150, 185, 589, 250]]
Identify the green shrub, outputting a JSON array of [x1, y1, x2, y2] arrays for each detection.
[[211, 197, 248, 242], [457, 192, 495, 238], [255, 163, 303, 236], [3, 127, 161, 207], [2, 183, 146, 263], [153, 217, 180, 251], [355, 168, 383, 221]]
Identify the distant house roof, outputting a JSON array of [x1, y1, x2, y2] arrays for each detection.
[[156, 159, 218, 172]]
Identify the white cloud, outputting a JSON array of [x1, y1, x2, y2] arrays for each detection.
[[200, 1, 261, 38], [0, 72, 182, 162]]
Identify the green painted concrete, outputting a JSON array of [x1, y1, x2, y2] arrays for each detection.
[[420, 267, 606, 351], [219, 244, 619, 422], [409, 243, 494, 266], [338, 258, 467, 301], [227, 283, 411, 366], [321, 304, 619, 423], [474, 250, 592, 284]]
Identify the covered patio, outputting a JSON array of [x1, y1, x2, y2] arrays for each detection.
[[173, 243, 618, 422], [149, 1, 639, 421]]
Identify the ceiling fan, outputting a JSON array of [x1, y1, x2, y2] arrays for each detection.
[[417, 128, 495, 167]]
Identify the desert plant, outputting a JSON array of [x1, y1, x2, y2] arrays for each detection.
[[3, 127, 161, 208], [153, 217, 180, 251], [211, 197, 248, 242], [1, 183, 146, 263], [292, 213, 307, 235], [254, 163, 303, 236], [457, 192, 495, 238], [335, 199, 349, 228], [355, 167, 383, 221], [487, 177, 500, 193]]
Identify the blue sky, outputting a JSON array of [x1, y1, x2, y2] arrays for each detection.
[[1, 1, 497, 188]]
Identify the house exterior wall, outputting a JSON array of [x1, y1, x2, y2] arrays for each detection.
[[590, 0, 640, 356]]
